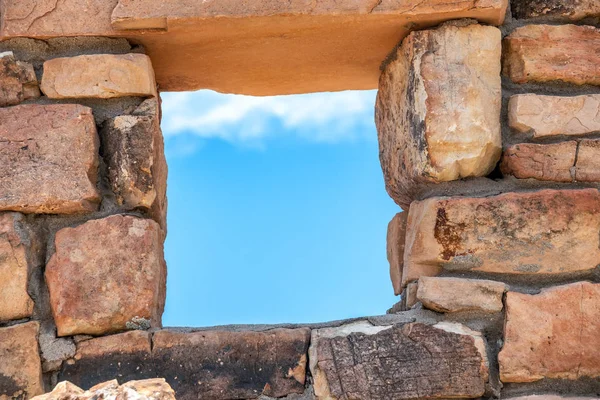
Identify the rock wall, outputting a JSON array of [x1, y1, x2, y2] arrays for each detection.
[[0, 0, 599, 399]]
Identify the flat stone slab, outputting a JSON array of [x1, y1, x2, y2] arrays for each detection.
[[403, 189, 600, 286], [499, 282, 600, 383], [0, 104, 100, 214], [0, 0, 507, 95], [60, 328, 311, 400]]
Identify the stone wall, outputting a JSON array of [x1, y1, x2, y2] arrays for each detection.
[[0, 0, 599, 399]]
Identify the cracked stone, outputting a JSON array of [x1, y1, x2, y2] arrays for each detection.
[[509, 94, 600, 138], [41, 54, 157, 99], [0, 212, 34, 322], [376, 22, 502, 207], [100, 99, 167, 231], [417, 276, 507, 313], [512, 0, 600, 21], [45, 215, 166, 336], [499, 282, 600, 382], [504, 24, 600, 86], [310, 321, 488, 400], [0, 51, 40, 107], [0, 104, 100, 214], [0, 322, 44, 400], [403, 189, 600, 287]]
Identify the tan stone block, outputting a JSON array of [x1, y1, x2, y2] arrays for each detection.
[[32, 379, 175, 400], [403, 189, 600, 287], [0, 104, 100, 214], [45, 215, 166, 336], [405, 281, 419, 309], [41, 54, 156, 99], [504, 25, 600, 86], [575, 140, 600, 182], [101, 99, 167, 231], [310, 321, 488, 399], [376, 22, 502, 207], [512, 0, 600, 21], [501, 142, 577, 182], [499, 282, 600, 382], [417, 276, 506, 313], [0, 322, 43, 400], [0, 213, 33, 321], [75, 331, 151, 359], [509, 94, 600, 138], [0, 51, 40, 107], [387, 211, 407, 295]]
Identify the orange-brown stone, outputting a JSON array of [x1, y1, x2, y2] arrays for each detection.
[[0, 213, 34, 322], [417, 277, 507, 313], [0, 322, 44, 400], [0, 51, 39, 107], [403, 189, 600, 287], [0, 104, 100, 214], [376, 22, 502, 207], [45, 215, 166, 336], [41, 54, 156, 99], [504, 24, 600, 86], [499, 282, 600, 382], [501, 142, 577, 182], [0, 0, 507, 95], [387, 211, 408, 296]]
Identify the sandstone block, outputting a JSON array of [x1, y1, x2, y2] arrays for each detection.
[[0, 104, 100, 214], [310, 321, 488, 399], [45, 215, 166, 336], [0, 322, 44, 400], [376, 22, 502, 207], [512, 0, 600, 21], [0, 51, 40, 107], [61, 328, 310, 400], [508, 396, 597, 400], [504, 25, 600, 86], [0, 213, 33, 321], [404, 281, 419, 309], [502, 140, 600, 183], [509, 94, 600, 138], [417, 276, 506, 313], [501, 142, 577, 182], [387, 212, 408, 296], [33, 379, 175, 400], [403, 189, 600, 287], [101, 100, 167, 230], [41, 54, 157, 99], [499, 282, 600, 382]]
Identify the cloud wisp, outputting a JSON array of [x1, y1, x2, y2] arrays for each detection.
[[160, 90, 378, 146]]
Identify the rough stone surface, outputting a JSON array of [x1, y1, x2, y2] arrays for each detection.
[[61, 328, 311, 400], [501, 142, 577, 182], [417, 276, 506, 313], [32, 379, 175, 400], [501, 140, 600, 182], [101, 99, 167, 230], [45, 215, 166, 336], [387, 211, 407, 296], [504, 24, 600, 86], [41, 54, 157, 99], [509, 94, 600, 138], [0, 322, 44, 400], [0, 0, 507, 95], [309, 321, 488, 399], [512, 0, 600, 21], [403, 189, 600, 286], [376, 22, 502, 207], [405, 282, 419, 309], [499, 282, 600, 382], [0, 51, 40, 106], [39, 331, 76, 373], [0, 213, 33, 322], [0, 104, 100, 214], [508, 397, 596, 400]]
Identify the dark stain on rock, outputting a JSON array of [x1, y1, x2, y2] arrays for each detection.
[[0, 373, 24, 399], [434, 207, 466, 261], [512, 0, 572, 19]]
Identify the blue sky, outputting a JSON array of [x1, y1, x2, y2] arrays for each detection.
[[160, 90, 401, 327]]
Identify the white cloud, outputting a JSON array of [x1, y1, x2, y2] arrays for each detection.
[[160, 90, 378, 145]]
